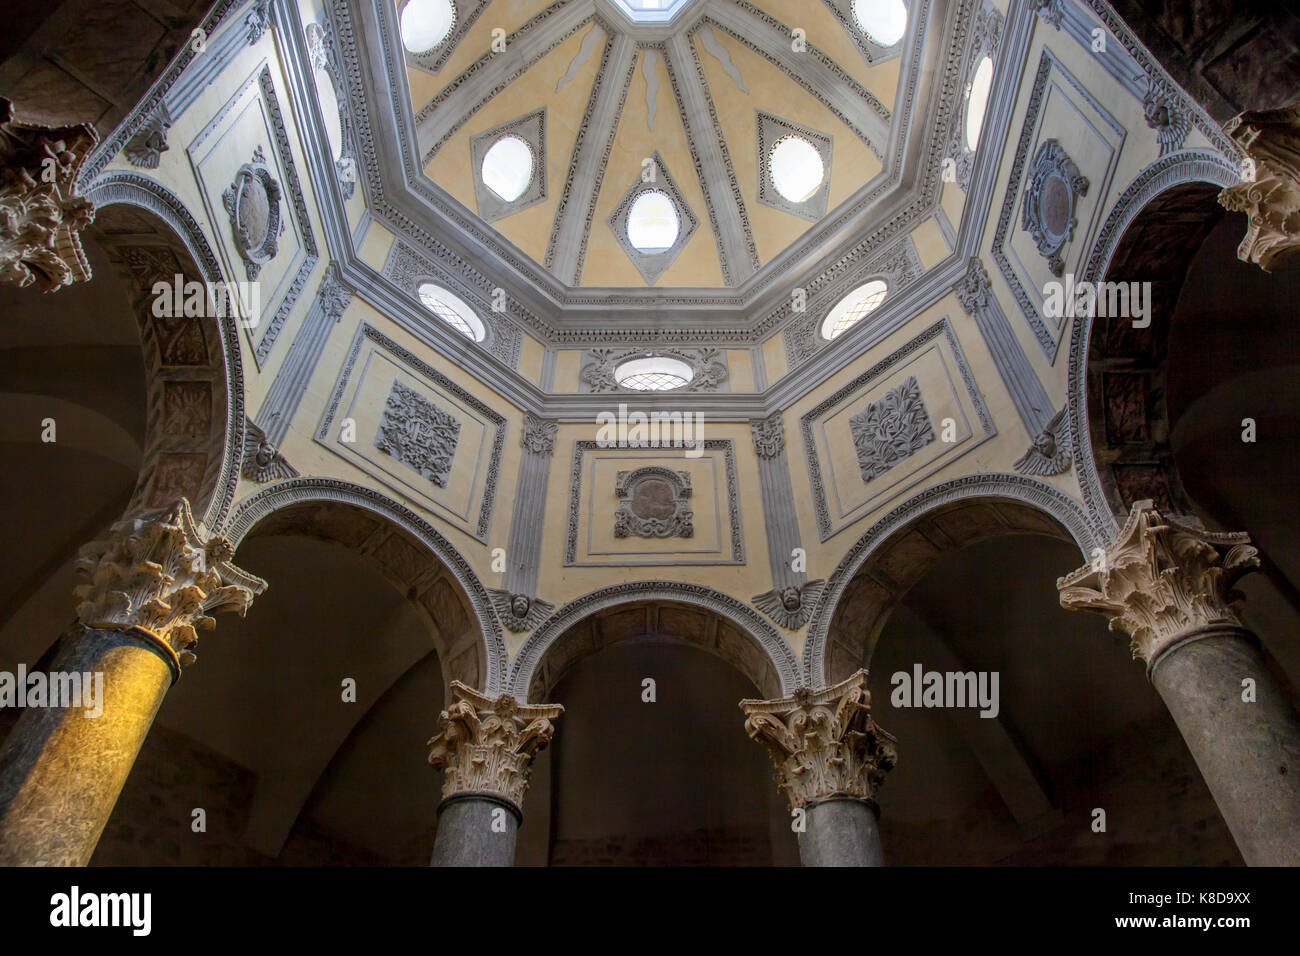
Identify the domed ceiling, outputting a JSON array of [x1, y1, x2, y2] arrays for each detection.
[[406, 0, 905, 289], [344, 0, 980, 338]]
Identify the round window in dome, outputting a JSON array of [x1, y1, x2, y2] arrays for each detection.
[[626, 191, 680, 252], [614, 356, 694, 391], [417, 283, 485, 342], [481, 135, 533, 202], [820, 280, 889, 340], [770, 136, 825, 203], [851, 0, 908, 47], [400, 0, 455, 53], [965, 56, 994, 151]]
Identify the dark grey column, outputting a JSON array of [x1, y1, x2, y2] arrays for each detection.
[[427, 682, 562, 868], [1060, 500, 1300, 866], [1149, 624, 1300, 866], [255, 262, 353, 448], [742, 670, 896, 868], [800, 798, 884, 867], [429, 793, 521, 867]]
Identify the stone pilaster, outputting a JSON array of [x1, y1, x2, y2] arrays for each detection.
[[427, 682, 562, 866], [0, 98, 98, 293], [741, 670, 896, 866], [0, 499, 266, 865], [1218, 99, 1300, 272], [1059, 500, 1300, 865], [494, 414, 558, 631]]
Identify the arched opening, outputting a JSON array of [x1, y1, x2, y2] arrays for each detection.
[[513, 589, 800, 866], [87, 496, 488, 864], [814, 495, 1238, 864]]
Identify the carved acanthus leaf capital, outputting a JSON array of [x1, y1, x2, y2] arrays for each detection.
[[1218, 99, 1300, 272], [1058, 500, 1260, 663], [520, 413, 558, 457], [750, 412, 785, 459], [954, 257, 992, 316], [73, 499, 267, 667], [427, 682, 563, 807], [0, 98, 97, 292], [740, 669, 897, 809]]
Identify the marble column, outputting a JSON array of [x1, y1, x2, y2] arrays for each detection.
[[1059, 499, 1300, 865], [0, 499, 265, 865], [427, 681, 562, 867], [741, 670, 897, 867]]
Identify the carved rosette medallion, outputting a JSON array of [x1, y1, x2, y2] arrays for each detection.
[[427, 681, 564, 807], [1058, 500, 1260, 664], [849, 376, 936, 483], [222, 145, 283, 280], [613, 467, 694, 539], [0, 98, 97, 292], [73, 498, 267, 671], [374, 380, 461, 488], [1022, 140, 1089, 276], [740, 670, 897, 809]]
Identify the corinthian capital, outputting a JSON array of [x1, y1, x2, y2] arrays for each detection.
[[1058, 500, 1260, 664], [740, 670, 897, 809], [427, 682, 563, 807], [1218, 99, 1300, 272], [73, 499, 267, 671], [0, 98, 98, 292]]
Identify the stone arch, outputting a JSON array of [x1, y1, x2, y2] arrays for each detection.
[[1066, 150, 1242, 537], [81, 171, 246, 528], [804, 474, 1098, 689], [510, 582, 802, 701], [222, 477, 508, 694]]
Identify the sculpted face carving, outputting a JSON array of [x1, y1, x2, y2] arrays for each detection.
[[511, 595, 531, 618], [780, 587, 802, 611]]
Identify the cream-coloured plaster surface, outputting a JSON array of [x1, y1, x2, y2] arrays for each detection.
[[357, 220, 397, 270], [551, 349, 582, 392], [699, 29, 882, 267], [584, 47, 723, 287], [726, 349, 755, 392], [519, 332, 546, 386], [422, 26, 605, 264], [911, 215, 951, 268], [761, 332, 788, 383], [940, 179, 966, 235]]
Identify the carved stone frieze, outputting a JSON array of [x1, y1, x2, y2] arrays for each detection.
[[740, 669, 897, 809], [0, 98, 97, 292], [849, 376, 936, 484], [753, 579, 826, 630], [1218, 99, 1300, 272], [750, 412, 785, 459], [124, 106, 171, 169], [317, 260, 353, 321], [221, 145, 283, 281], [487, 588, 555, 633], [373, 380, 461, 488], [1058, 500, 1260, 664], [427, 681, 563, 807], [241, 417, 298, 483], [1143, 76, 1191, 157], [520, 413, 557, 457], [1022, 139, 1089, 276], [613, 467, 694, 539], [73, 498, 267, 668], [1014, 407, 1071, 476]]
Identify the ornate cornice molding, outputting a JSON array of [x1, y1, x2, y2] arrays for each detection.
[[427, 681, 563, 808], [740, 669, 896, 808], [1058, 500, 1259, 665], [74, 499, 266, 673]]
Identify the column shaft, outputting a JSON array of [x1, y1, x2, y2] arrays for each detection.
[[429, 794, 520, 867], [0, 629, 172, 865], [800, 798, 884, 867], [1150, 625, 1300, 865]]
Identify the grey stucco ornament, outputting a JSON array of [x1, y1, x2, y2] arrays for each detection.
[[373, 380, 461, 488], [241, 418, 298, 483], [1013, 407, 1071, 476], [753, 579, 827, 630], [487, 589, 555, 633], [1021, 139, 1089, 276], [222, 145, 283, 281], [614, 467, 694, 539]]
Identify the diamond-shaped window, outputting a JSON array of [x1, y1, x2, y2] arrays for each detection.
[[607, 151, 698, 285], [470, 109, 547, 222], [757, 112, 832, 222]]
